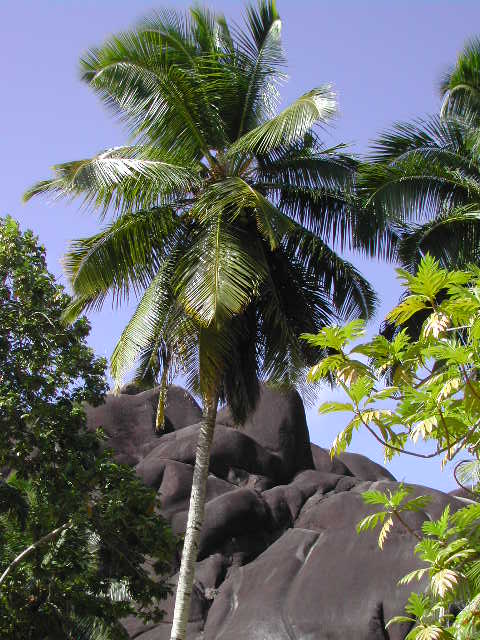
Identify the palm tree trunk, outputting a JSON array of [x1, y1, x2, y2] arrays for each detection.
[[169, 391, 218, 640]]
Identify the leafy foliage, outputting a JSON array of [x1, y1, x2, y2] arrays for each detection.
[[24, 0, 387, 422], [359, 33, 480, 276], [0, 218, 174, 639], [304, 255, 480, 638]]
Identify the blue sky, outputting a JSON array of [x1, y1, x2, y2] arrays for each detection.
[[3, 0, 480, 491]]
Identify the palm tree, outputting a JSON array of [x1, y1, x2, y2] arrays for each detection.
[[441, 36, 480, 117], [359, 38, 480, 274], [359, 112, 480, 272], [25, 3, 389, 638]]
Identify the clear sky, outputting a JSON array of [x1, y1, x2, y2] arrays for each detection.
[[3, 0, 480, 491]]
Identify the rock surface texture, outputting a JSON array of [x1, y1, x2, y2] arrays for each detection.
[[87, 384, 460, 640]]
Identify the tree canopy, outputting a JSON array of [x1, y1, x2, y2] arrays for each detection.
[[0, 217, 174, 639], [304, 256, 480, 638]]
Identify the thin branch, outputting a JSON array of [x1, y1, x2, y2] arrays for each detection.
[[392, 510, 423, 542], [0, 522, 71, 587], [438, 407, 452, 458], [358, 411, 480, 460]]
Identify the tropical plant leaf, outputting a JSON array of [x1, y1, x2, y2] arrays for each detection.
[[230, 86, 337, 156]]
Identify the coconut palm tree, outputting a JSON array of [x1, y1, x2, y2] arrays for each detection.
[[359, 38, 480, 274], [25, 3, 390, 638], [441, 36, 480, 117], [358, 112, 480, 272]]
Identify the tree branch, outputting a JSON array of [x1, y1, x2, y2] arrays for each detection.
[[0, 522, 71, 587]]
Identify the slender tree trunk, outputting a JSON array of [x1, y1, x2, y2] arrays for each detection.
[[169, 392, 218, 640]]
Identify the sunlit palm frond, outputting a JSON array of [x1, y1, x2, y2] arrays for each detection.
[[234, 0, 284, 136], [193, 177, 293, 249], [110, 260, 176, 388], [24, 146, 200, 216], [174, 219, 267, 325], [82, 33, 226, 157], [441, 36, 480, 117], [61, 208, 178, 321], [230, 86, 337, 156]]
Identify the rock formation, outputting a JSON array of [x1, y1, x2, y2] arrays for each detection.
[[86, 384, 460, 640]]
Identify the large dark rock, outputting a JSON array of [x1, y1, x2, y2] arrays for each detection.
[[157, 460, 234, 517], [86, 384, 461, 640], [310, 443, 395, 481], [136, 422, 284, 485], [217, 385, 313, 479], [172, 487, 272, 560], [205, 483, 459, 640], [85, 385, 202, 465]]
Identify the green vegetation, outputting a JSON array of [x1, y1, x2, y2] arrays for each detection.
[[24, 3, 391, 637], [359, 38, 480, 273], [0, 217, 174, 639], [305, 256, 480, 637], [11, 1, 480, 638]]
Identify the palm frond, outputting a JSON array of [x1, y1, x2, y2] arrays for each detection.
[[229, 85, 337, 156], [193, 177, 293, 249], [235, 0, 284, 136], [396, 208, 480, 271], [358, 154, 476, 221], [24, 146, 200, 216], [110, 259, 175, 388], [441, 36, 480, 117], [81, 31, 226, 157], [255, 244, 332, 385], [284, 223, 378, 321], [369, 114, 479, 165], [256, 136, 356, 190], [174, 220, 267, 325], [61, 208, 178, 320], [219, 306, 261, 424]]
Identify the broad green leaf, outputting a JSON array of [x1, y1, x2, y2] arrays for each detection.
[[356, 511, 385, 533], [318, 401, 354, 415], [361, 490, 390, 507], [386, 295, 428, 325]]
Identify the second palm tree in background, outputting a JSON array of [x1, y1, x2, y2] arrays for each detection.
[[360, 37, 480, 272]]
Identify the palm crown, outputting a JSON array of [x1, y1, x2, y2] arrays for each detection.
[[359, 38, 480, 273], [25, 2, 383, 421]]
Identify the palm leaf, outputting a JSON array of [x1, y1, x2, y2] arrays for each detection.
[[358, 155, 475, 221], [257, 244, 331, 384], [174, 220, 267, 325], [397, 208, 480, 270], [284, 222, 378, 320], [24, 146, 200, 216], [229, 85, 337, 156], [220, 306, 261, 424], [235, 0, 284, 137], [61, 208, 178, 319], [441, 36, 480, 117], [256, 136, 356, 190], [110, 260, 176, 388], [81, 30, 224, 159]]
